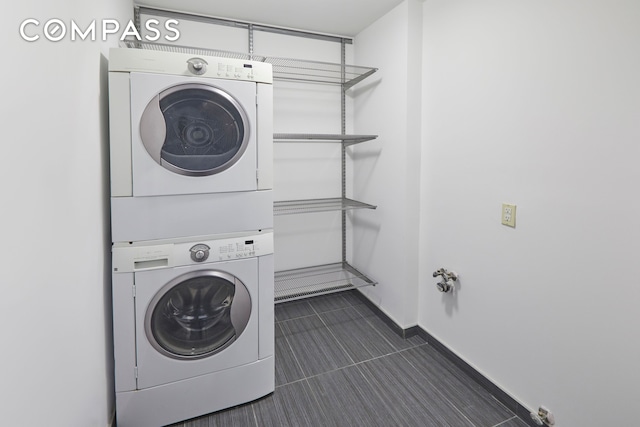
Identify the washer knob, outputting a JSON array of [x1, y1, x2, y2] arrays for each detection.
[[189, 244, 210, 262]]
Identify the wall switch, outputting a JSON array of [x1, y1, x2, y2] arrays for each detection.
[[501, 203, 516, 227]]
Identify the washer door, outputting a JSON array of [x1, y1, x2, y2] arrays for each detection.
[[145, 270, 251, 360], [140, 83, 250, 177]]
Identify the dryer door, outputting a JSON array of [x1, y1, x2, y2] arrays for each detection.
[[145, 270, 251, 360], [140, 83, 250, 177]]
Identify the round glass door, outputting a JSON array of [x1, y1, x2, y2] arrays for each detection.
[[140, 83, 250, 177], [145, 270, 251, 360]]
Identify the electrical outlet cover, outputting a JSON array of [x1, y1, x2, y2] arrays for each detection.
[[501, 203, 517, 227]]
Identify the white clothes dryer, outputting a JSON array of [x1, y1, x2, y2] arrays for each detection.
[[108, 47, 273, 241], [112, 230, 274, 427], [109, 47, 273, 198]]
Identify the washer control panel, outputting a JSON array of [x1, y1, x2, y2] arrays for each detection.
[[181, 233, 273, 264], [112, 231, 274, 273], [203, 235, 267, 262]]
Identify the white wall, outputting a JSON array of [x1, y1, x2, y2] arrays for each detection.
[[353, 0, 423, 328], [2, 1, 131, 426], [419, 1, 640, 425]]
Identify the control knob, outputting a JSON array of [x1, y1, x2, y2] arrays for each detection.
[[187, 57, 208, 75], [189, 244, 210, 262]]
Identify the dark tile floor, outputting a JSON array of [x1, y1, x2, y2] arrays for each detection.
[[171, 291, 529, 427]]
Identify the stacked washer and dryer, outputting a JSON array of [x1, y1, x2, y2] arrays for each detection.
[[108, 47, 274, 427]]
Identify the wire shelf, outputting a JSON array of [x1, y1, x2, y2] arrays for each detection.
[[273, 133, 377, 146], [274, 262, 376, 303], [274, 197, 376, 216], [267, 57, 377, 88]]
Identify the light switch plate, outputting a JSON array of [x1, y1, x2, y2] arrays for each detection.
[[502, 203, 516, 227]]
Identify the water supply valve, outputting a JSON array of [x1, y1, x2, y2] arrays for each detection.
[[433, 268, 458, 293]]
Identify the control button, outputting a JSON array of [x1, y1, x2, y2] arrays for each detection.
[[189, 244, 210, 262]]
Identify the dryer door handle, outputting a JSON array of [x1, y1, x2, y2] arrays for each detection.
[[139, 94, 166, 164]]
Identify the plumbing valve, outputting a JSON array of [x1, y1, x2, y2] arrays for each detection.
[[433, 268, 458, 293]]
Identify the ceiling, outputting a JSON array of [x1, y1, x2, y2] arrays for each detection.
[[137, 0, 404, 37]]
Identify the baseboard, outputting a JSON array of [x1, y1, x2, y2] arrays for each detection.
[[350, 290, 421, 339], [351, 290, 538, 427], [417, 329, 540, 427]]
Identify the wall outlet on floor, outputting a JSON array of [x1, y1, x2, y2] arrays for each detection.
[[501, 203, 516, 228], [530, 405, 555, 426]]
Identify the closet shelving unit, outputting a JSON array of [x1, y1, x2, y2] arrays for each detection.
[[119, 41, 379, 303], [270, 55, 379, 303]]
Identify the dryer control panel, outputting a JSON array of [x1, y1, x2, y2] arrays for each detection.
[[109, 48, 273, 84], [112, 230, 274, 273]]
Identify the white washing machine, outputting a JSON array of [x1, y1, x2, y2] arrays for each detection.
[[108, 47, 273, 241], [112, 230, 274, 427]]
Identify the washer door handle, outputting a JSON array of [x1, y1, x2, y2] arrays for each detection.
[[139, 94, 166, 164]]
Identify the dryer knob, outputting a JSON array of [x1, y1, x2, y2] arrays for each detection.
[[189, 244, 210, 262], [187, 58, 208, 75]]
